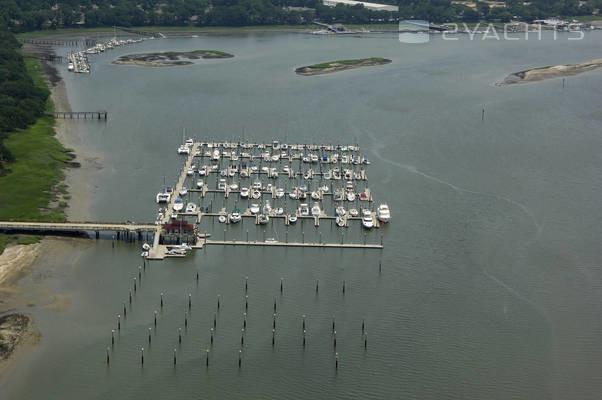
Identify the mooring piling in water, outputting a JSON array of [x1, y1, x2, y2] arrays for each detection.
[[364, 332, 367, 348], [302, 314, 306, 330], [332, 316, 335, 332], [280, 277, 283, 293], [174, 349, 177, 365], [379, 260, 382, 273], [123, 302, 127, 317], [272, 329, 275, 346], [160, 292, 163, 308], [188, 293, 192, 309], [213, 312, 217, 328], [141, 347, 144, 365], [210, 328, 214, 344], [273, 297, 277, 312], [303, 329, 306, 347], [117, 314, 121, 330], [185, 312, 188, 327], [111, 329, 115, 346], [148, 327, 152, 343], [362, 319, 365, 334], [334, 331, 337, 348], [106, 347, 110, 364], [129, 290, 132, 303], [241, 328, 245, 346], [273, 313, 276, 329], [138, 266, 142, 279], [335, 353, 339, 370], [238, 350, 242, 368], [316, 280, 319, 292], [342, 280, 346, 294], [154, 310, 158, 326], [217, 294, 221, 310], [243, 312, 247, 328], [245, 276, 248, 293], [245, 295, 248, 311], [178, 328, 182, 343], [206, 349, 210, 366]]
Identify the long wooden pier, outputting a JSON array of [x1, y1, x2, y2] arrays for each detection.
[[203, 239, 383, 249], [0, 221, 156, 234], [46, 111, 108, 120]]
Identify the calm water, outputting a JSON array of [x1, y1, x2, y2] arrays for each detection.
[[3, 31, 602, 399]]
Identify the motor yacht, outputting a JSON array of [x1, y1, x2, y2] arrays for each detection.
[[173, 198, 184, 211], [311, 202, 321, 217], [185, 202, 197, 213], [240, 187, 249, 198], [298, 203, 310, 217], [377, 204, 391, 223]]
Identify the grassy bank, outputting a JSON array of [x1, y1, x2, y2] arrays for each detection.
[[16, 24, 402, 39], [0, 57, 70, 253]]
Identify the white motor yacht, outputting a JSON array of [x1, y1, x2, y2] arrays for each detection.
[[250, 203, 260, 214], [275, 188, 285, 198], [196, 180, 204, 189], [362, 214, 374, 229], [218, 179, 227, 191], [377, 204, 391, 223], [229, 211, 242, 223], [258, 214, 269, 225], [298, 203, 310, 217], [336, 216, 346, 227], [178, 145, 190, 155], [173, 198, 184, 211], [252, 190, 261, 199], [346, 192, 356, 201], [240, 187, 250, 198], [349, 208, 359, 217], [288, 215, 298, 223], [179, 186, 188, 196], [185, 202, 197, 213], [336, 206, 346, 216], [274, 207, 284, 215]]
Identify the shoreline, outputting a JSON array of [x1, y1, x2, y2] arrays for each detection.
[[496, 58, 602, 86], [0, 53, 101, 377]]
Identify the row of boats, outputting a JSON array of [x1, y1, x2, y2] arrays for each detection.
[[191, 140, 360, 152], [164, 200, 390, 229], [68, 37, 144, 73], [185, 163, 365, 181]]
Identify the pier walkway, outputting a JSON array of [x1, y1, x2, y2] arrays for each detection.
[[0, 221, 156, 234], [46, 111, 108, 119]]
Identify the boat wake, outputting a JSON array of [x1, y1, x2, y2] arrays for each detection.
[[358, 127, 542, 238]]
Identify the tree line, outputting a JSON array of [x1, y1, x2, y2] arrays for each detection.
[[0, 0, 397, 32], [399, 0, 601, 23], [0, 30, 50, 170]]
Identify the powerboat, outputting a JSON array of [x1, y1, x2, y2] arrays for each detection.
[[377, 204, 391, 223], [349, 208, 359, 217], [218, 214, 227, 223], [258, 214, 269, 225], [185, 202, 197, 213], [336, 216, 345, 227], [178, 145, 190, 155], [336, 206, 346, 216], [346, 192, 356, 202], [252, 181, 263, 190], [289, 190, 297, 200], [179, 186, 188, 196], [298, 203, 310, 217], [250, 203, 260, 214], [230, 183, 239, 190], [199, 166, 207, 176], [320, 185, 329, 193], [362, 214, 374, 229], [288, 215, 297, 224], [274, 207, 284, 215], [196, 180, 204, 189], [229, 210, 242, 223], [311, 191, 320, 201], [240, 187, 250, 198], [252, 190, 261, 199], [173, 198, 184, 211], [333, 189, 344, 201], [187, 167, 194, 176], [218, 179, 227, 191], [275, 188, 285, 198], [311, 202, 321, 217]]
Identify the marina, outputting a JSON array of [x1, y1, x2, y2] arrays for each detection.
[[149, 139, 390, 259], [67, 36, 145, 73]]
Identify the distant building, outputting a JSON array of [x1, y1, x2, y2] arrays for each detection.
[[322, 0, 399, 12]]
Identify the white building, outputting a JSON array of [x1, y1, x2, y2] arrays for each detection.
[[322, 0, 399, 12]]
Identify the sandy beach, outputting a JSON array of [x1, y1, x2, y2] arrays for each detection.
[[497, 58, 602, 86]]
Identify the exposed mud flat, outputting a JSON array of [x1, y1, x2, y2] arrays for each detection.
[[497, 58, 602, 86], [113, 50, 234, 67]]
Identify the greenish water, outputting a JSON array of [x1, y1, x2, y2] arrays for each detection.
[[3, 31, 602, 399]]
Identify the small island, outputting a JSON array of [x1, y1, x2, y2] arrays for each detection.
[[497, 58, 602, 86], [295, 57, 392, 76], [113, 50, 234, 67]]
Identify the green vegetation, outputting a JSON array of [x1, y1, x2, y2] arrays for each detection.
[[0, 31, 70, 234], [0, 0, 397, 32], [0, 234, 41, 255], [306, 57, 389, 69]]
